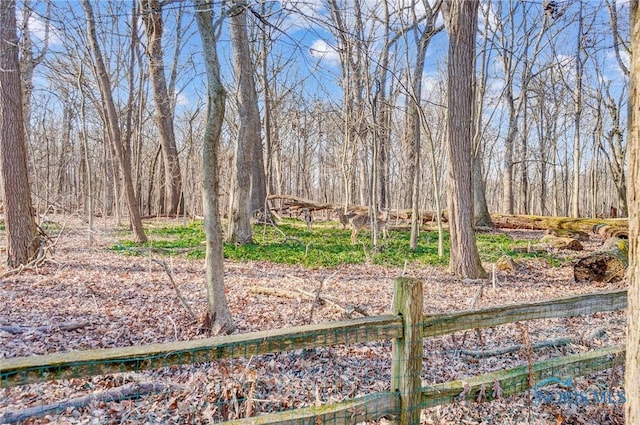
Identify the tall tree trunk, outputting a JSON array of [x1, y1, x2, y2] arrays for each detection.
[[194, 0, 235, 335], [81, 0, 147, 243], [140, 0, 184, 216], [406, 1, 440, 250], [626, 1, 640, 421], [19, 0, 49, 158], [443, 0, 486, 279], [0, 0, 39, 267], [258, 2, 275, 199], [227, 2, 262, 244], [571, 2, 583, 218], [78, 66, 94, 247], [472, 1, 493, 228]]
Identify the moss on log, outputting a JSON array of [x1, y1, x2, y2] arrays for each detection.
[[491, 214, 628, 238]]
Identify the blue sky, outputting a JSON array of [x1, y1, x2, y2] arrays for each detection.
[[22, 0, 630, 130]]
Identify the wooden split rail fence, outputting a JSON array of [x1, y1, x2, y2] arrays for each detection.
[[1, 279, 627, 424]]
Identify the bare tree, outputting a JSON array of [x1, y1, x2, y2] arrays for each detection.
[[140, 0, 184, 216], [327, 0, 369, 213], [226, 1, 265, 244], [570, 1, 584, 218], [19, 0, 50, 147], [402, 0, 442, 250], [81, 0, 147, 243], [442, 0, 486, 279], [472, 0, 494, 228], [0, 0, 39, 267], [194, 0, 235, 335], [493, 0, 551, 215]]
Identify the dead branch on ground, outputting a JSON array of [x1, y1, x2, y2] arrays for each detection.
[[248, 279, 369, 319], [0, 382, 167, 423], [0, 321, 90, 335], [151, 258, 198, 321]]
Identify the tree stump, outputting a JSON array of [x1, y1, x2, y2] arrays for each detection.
[[573, 238, 628, 283]]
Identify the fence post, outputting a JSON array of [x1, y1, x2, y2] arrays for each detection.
[[391, 277, 423, 425]]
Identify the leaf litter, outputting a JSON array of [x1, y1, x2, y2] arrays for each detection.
[[0, 217, 626, 424]]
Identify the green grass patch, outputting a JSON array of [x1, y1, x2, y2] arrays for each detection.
[[112, 219, 564, 269]]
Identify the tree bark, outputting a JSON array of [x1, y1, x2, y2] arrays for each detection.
[[626, 0, 640, 421], [140, 0, 184, 216], [472, 2, 493, 228], [571, 2, 584, 218], [227, 1, 263, 244], [443, 0, 486, 279], [194, 0, 235, 335], [0, 0, 39, 267], [81, 0, 147, 243]]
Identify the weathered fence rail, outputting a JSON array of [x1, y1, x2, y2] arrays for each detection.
[[1, 314, 402, 387], [423, 288, 627, 337], [0, 281, 627, 424]]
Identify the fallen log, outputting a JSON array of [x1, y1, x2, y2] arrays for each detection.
[[592, 222, 629, 239], [450, 327, 606, 358], [574, 237, 628, 283], [267, 195, 446, 224], [490, 214, 628, 238], [539, 234, 583, 251], [0, 381, 166, 423], [0, 321, 90, 335]]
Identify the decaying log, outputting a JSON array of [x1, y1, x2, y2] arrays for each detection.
[[490, 214, 628, 238], [267, 194, 341, 213], [0, 382, 166, 423], [267, 197, 629, 235], [455, 337, 573, 358], [539, 234, 583, 251], [0, 321, 90, 335], [574, 237, 628, 283], [453, 327, 606, 358], [546, 228, 590, 241], [267, 194, 446, 224], [592, 222, 629, 239]]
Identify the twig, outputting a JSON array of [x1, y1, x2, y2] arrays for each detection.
[[469, 285, 484, 308], [0, 220, 64, 279], [0, 382, 166, 423], [307, 279, 325, 324], [152, 258, 197, 321], [166, 315, 179, 341]]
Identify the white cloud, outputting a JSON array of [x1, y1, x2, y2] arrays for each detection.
[[280, 0, 327, 32], [309, 39, 341, 66], [27, 15, 62, 46], [478, 1, 499, 36], [421, 74, 442, 102], [175, 93, 189, 107], [604, 50, 630, 80]]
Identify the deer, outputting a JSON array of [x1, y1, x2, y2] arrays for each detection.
[[334, 208, 354, 229], [348, 209, 390, 244], [302, 208, 313, 230]]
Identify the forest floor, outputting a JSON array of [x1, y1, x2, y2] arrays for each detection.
[[0, 216, 627, 424]]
